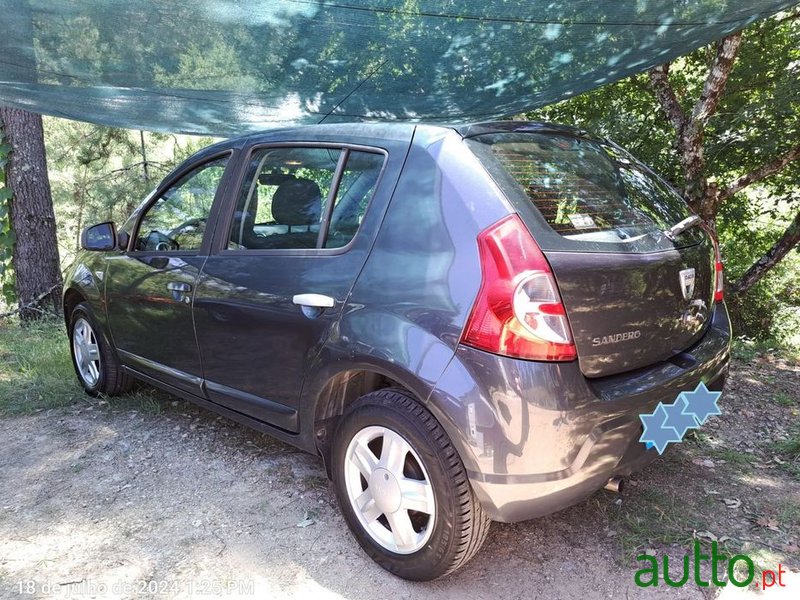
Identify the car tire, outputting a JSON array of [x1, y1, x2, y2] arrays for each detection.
[[69, 302, 133, 396], [331, 388, 490, 581]]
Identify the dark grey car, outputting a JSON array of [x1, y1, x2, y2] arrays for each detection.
[[64, 121, 730, 580]]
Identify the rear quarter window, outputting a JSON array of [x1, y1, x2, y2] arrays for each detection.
[[467, 132, 705, 253]]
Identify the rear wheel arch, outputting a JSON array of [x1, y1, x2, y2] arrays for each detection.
[[312, 368, 410, 474], [310, 365, 476, 482], [310, 364, 478, 482]]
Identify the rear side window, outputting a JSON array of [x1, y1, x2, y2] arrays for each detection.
[[467, 132, 704, 252], [228, 147, 384, 251], [325, 151, 384, 249]]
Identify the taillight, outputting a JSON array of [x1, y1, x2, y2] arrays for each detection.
[[462, 214, 577, 361], [703, 223, 725, 303]]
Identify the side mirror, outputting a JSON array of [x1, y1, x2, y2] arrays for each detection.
[[81, 222, 117, 251]]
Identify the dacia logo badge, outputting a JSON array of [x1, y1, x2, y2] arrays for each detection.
[[679, 268, 696, 300]]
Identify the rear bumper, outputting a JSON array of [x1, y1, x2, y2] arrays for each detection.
[[428, 304, 731, 522]]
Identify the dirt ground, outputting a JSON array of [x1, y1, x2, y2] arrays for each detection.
[[0, 356, 798, 599]]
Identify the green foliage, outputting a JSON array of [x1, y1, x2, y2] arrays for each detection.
[[0, 129, 14, 307], [0, 318, 80, 413], [43, 118, 218, 268], [0, 319, 175, 415], [730, 336, 800, 362], [721, 207, 800, 345], [527, 11, 800, 346], [772, 427, 800, 459]]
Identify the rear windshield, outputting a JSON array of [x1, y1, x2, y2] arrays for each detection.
[[467, 132, 705, 252]]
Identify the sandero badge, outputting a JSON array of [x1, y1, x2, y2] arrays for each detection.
[[591, 330, 643, 347], [63, 121, 731, 580]]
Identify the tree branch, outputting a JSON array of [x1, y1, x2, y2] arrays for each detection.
[[691, 32, 743, 125], [766, 7, 800, 29], [718, 145, 800, 203], [648, 63, 687, 133], [730, 210, 800, 296], [0, 284, 60, 319]]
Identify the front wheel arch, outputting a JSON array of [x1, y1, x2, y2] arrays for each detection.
[[63, 288, 86, 328]]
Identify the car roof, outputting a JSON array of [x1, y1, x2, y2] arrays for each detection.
[[192, 120, 598, 160]]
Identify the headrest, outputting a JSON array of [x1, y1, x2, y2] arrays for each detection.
[[272, 178, 321, 226], [259, 172, 296, 186]]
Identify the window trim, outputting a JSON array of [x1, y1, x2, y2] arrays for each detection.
[[127, 150, 235, 256], [214, 142, 388, 257], [317, 148, 349, 249]]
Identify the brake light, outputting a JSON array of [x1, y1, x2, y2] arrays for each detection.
[[462, 214, 577, 361], [714, 260, 724, 303], [703, 223, 725, 303]]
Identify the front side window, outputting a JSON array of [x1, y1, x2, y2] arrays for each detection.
[[228, 147, 383, 250], [135, 156, 229, 252]]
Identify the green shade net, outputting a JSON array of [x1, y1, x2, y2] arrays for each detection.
[[0, 1, 796, 136]]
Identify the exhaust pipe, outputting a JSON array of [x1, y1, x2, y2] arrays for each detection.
[[604, 476, 624, 494]]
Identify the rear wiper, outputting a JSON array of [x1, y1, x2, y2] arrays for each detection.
[[663, 215, 703, 241]]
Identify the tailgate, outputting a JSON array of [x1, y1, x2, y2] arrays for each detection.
[[546, 241, 716, 377]]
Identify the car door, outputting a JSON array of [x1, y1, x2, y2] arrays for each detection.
[[105, 152, 234, 395], [193, 141, 404, 431]]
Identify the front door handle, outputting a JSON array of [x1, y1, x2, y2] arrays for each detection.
[[292, 293, 335, 308], [167, 281, 193, 303]]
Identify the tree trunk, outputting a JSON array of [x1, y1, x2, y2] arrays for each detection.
[[74, 165, 88, 252], [648, 33, 742, 223], [0, 107, 63, 320], [730, 210, 800, 296]]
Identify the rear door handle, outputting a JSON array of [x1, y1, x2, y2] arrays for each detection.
[[292, 293, 335, 308]]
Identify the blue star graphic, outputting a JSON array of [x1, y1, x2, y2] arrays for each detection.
[[639, 404, 682, 455], [682, 381, 722, 425], [662, 395, 700, 439]]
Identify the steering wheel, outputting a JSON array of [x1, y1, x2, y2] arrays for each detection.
[[169, 217, 206, 239], [141, 230, 179, 252]]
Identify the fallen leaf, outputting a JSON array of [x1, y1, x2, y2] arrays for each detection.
[[756, 516, 780, 532], [695, 530, 718, 542], [773, 456, 786, 465], [693, 458, 715, 468], [296, 511, 316, 528], [723, 498, 741, 509]]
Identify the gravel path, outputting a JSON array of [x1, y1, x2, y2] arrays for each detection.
[[1, 357, 798, 599]]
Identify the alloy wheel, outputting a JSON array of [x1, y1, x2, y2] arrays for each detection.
[[72, 317, 101, 388], [344, 425, 436, 554]]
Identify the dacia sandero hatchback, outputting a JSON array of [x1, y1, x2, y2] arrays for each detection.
[[65, 121, 730, 580]]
